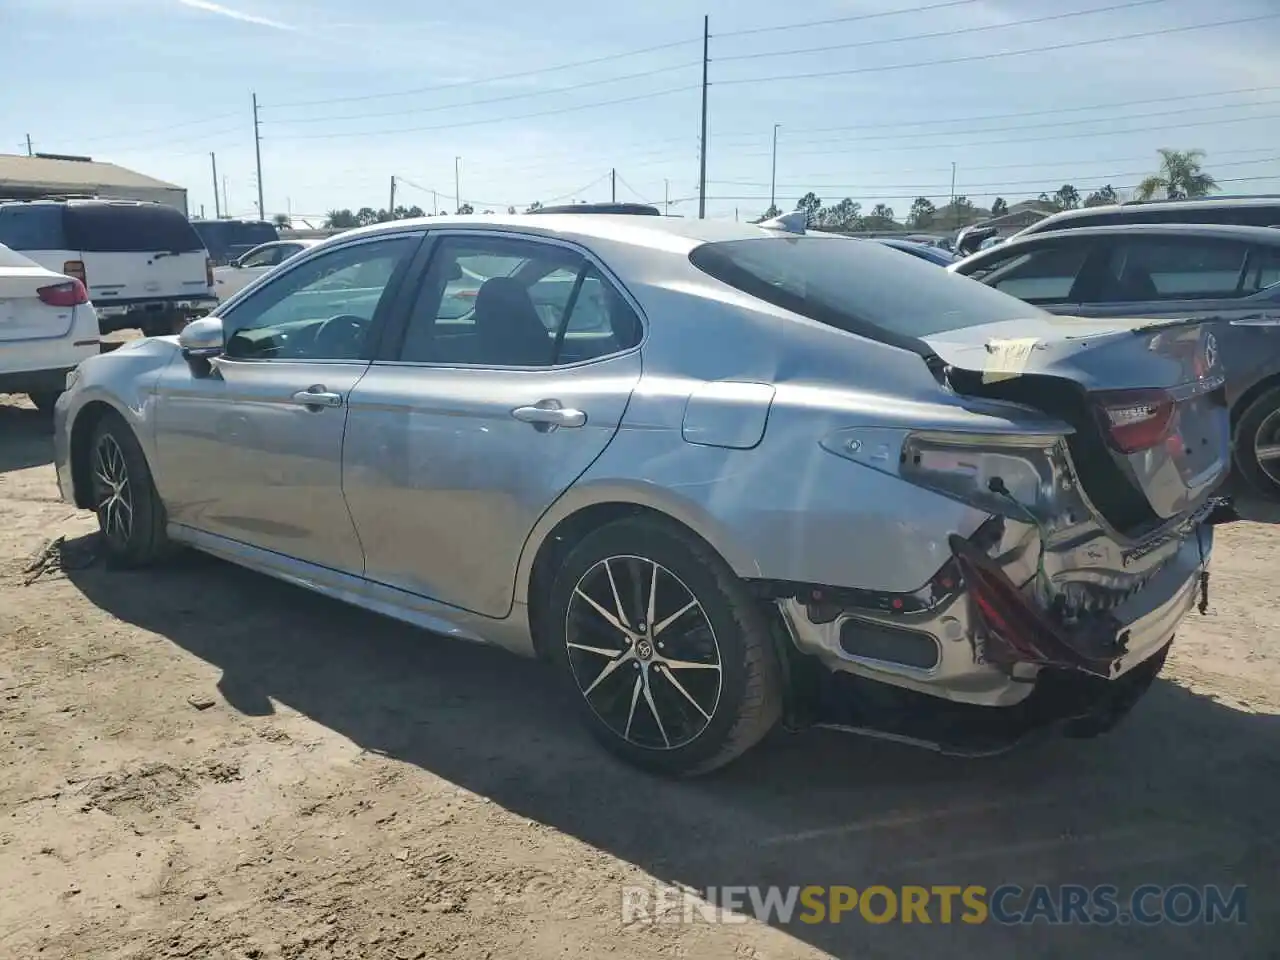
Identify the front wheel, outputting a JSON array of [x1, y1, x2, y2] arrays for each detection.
[[89, 412, 172, 567], [545, 517, 782, 777], [1234, 386, 1280, 502]]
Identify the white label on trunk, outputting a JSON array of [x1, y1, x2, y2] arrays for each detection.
[[982, 337, 1039, 384]]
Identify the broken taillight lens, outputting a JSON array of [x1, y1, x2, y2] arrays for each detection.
[[1093, 389, 1177, 454], [949, 534, 1119, 677]]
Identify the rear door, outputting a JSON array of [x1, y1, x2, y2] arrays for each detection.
[[342, 231, 645, 617], [64, 202, 210, 304]]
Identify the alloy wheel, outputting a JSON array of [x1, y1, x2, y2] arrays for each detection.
[[564, 555, 723, 750], [92, 434, 134, 548], [1256, 408, 1280, 488]]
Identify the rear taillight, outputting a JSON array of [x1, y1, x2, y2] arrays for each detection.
[[206, 257, 214, 288], [1093, 389, 1176, 454], [37, 279, 89, 307], [63, 260, 87, 286]]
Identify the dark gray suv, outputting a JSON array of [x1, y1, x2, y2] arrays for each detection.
[[951, 222, 1280, 500]]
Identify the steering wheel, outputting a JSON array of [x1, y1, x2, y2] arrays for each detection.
[[312, 314, 366, 356]]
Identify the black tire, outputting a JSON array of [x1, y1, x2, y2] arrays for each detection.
[[544, 516, 782, 777], [1233, 386, 1280, 502], [27, 390, 60, 414], [88, 412, 172, 567]]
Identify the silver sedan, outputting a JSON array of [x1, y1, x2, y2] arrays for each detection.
[[53, 213, 1229, 775]]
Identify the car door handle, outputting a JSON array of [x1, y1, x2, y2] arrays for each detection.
[[512, 403, 586, 429], [291, 386, 343, 409]]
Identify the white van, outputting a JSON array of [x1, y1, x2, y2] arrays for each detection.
[[0, 199, 216, 336]]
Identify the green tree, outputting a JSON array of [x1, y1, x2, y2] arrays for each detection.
[[1136, 149, 1217, 200], [1084, 184, 1119, 207], [404, 205, 425, 218], [908, 197, 936, 229], [525, 201, 543, 213], [990, 197, 1008, 217], [507, 206, 517, 214], [865, 203, 894, 229], [324, 209, 359, 229], [355, 207, 379, 226], [1053, 184, 1081, 211], [795, 192, 823, 225], [272, 213, 291, 229], [950, 195, 976, 227], [457, 203, 475, 214]]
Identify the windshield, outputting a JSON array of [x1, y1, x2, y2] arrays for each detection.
[[66, 203, 204, 253], [688, 235, 1044, 345]]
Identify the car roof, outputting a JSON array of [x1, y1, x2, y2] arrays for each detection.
[[992, 222, 1280, 246], [1027, 197, 1280, 230], [326, 213, 818, 255]]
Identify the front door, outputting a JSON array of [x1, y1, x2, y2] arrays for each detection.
[[153, 233, 423, 574], [342, 231, 645, 617]]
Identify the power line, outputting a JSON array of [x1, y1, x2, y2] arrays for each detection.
[[264, 37, 701, 111], [714, 14, 1280, 86], [708, 84, 1280, 141], [717, 0, 983, 38], [268, 84, 699, 141], [70, 111, 244, 145], [730, 111, 1280, 161], [265, 62, 701, 126], [706, 156, 1280, 193], [716, 0, 1170, 63], [759, 97, 1280, 150]]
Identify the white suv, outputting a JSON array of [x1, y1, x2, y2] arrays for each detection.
[[0, 199, 215, 337], [0, 242, 100, 411]]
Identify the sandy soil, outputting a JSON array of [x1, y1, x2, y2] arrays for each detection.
[[0, 394, 1277, 959]]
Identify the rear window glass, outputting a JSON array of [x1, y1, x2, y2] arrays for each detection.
[[688, 236, 1042, 343], [0, 205, 67, 250], [65, 204, 204, 253]]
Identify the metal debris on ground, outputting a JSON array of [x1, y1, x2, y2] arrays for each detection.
[[22, 535, 100, 586]]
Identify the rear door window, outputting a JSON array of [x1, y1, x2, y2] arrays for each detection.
[[963, 241, 1092, 303], [0, 205, 67, 250], [689, 236, 1043, 345], [1097, 236, 1250, 301], [64, 203, 204, 253]]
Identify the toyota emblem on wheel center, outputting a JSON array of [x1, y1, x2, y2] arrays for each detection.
[[1204, 332, 1219, 371]]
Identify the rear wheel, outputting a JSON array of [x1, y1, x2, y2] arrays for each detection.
[[1234, 386, 1280, 501], [545, 517, 782, 777], [89, 412, 172, 567]]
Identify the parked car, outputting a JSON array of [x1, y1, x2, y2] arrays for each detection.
[[213, 239, 322, 300], [871, 237, 957, 266], [1010, 196, 1280, 241], [53, 213, 1228, 775], [0, 199, 215, 337], [0, 241, 99, 411], [950, 222, 1280, 500], [191, 219, 280, 267]]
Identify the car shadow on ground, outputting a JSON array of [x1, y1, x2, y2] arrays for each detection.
[[63, 541, 1279, 957], [0, 401, 53, 473]]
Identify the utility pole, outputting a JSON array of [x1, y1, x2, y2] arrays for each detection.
[[432, 189, 438, 215], [455, 156, 462, 213], [611, 168, 616, 203], [664, 179, 670, 215], [222, 176, 229, 217], [698, 14, 709, 220], [210, 152, 221, 219], [770, 123, 780, 213], [389, 175, 396, 218], [252, 92, 265, 220], [26, 134, 33, 157], [950, 161, 957, 227]]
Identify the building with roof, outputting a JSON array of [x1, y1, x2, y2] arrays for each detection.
[[0, 153, 187, 214]]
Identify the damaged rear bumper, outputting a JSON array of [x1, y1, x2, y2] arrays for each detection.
[[776, 514, 1213, 712]]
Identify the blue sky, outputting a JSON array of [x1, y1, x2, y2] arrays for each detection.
[[5, 0, 1280, 223]]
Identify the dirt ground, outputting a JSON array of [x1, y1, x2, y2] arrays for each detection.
[[0, 394, 1277, 960]]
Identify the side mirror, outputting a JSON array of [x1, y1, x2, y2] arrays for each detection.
[[179, 316, 225, 360]]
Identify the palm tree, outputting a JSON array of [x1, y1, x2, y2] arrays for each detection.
[[1135, 149, 1218, 201]]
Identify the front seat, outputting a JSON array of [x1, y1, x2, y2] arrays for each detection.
[[473, 277, 553, 366]]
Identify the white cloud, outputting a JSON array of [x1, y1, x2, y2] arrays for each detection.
[[176, 0, 294, 31]]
